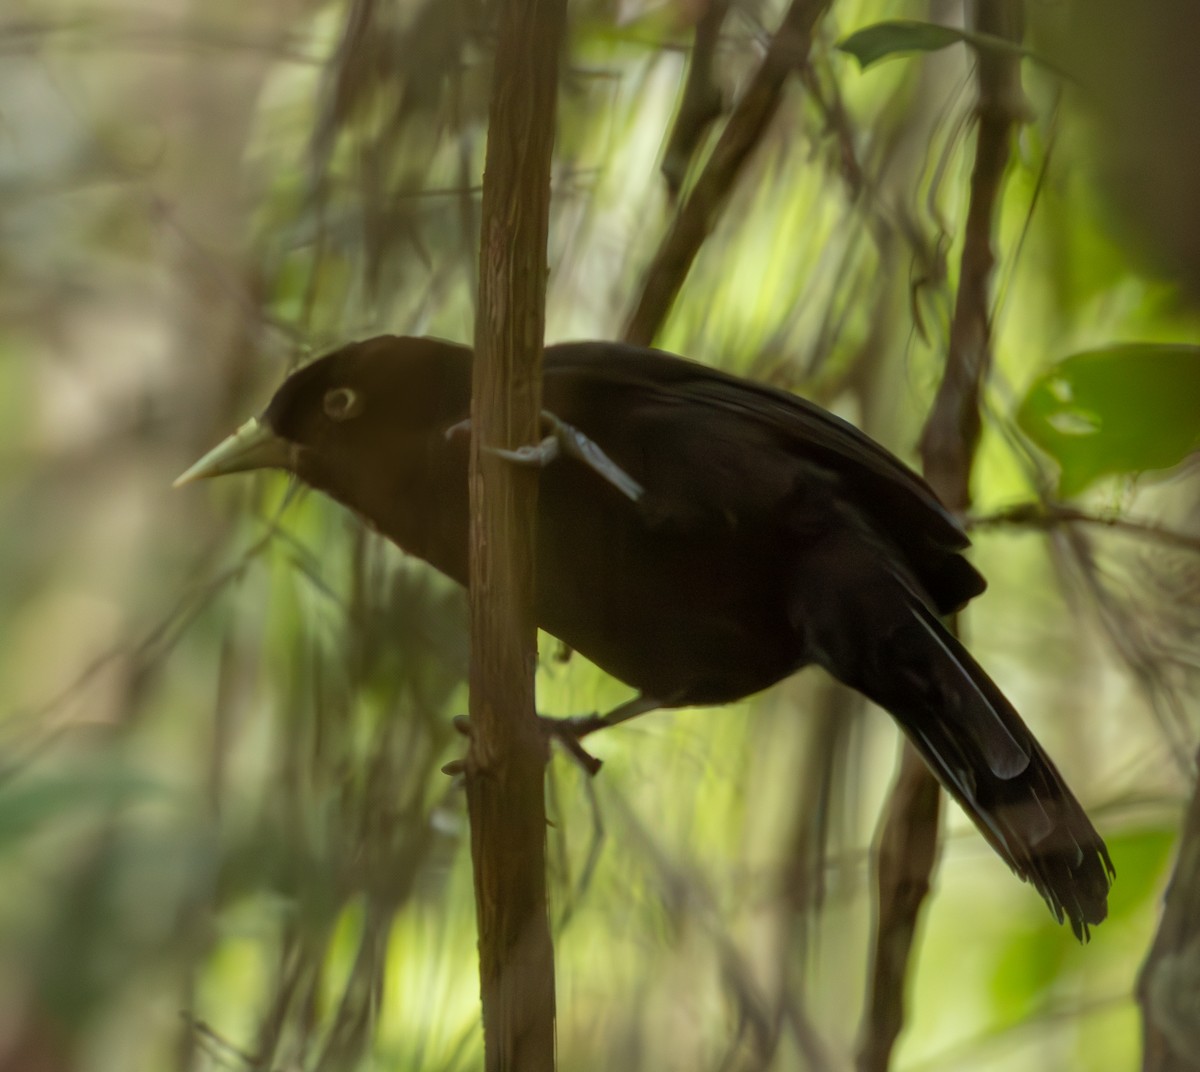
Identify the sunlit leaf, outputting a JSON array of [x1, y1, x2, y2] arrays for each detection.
[[1017, 344, 1200, 496]]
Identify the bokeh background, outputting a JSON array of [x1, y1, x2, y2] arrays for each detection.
[[1, 1, 1198, 1069]]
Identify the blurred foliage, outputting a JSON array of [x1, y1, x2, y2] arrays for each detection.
[[0, 0, 1197, 1070]]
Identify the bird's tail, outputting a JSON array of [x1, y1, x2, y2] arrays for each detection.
[[832, 584, 1114, 939]]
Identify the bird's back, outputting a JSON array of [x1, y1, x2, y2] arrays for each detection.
[[543, 343, 984, 615]]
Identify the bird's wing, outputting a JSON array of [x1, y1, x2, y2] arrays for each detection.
[[547, 343, 962, 536], [544, 343, 985, 611]]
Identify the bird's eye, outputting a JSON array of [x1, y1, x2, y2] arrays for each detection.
[[323, 386, 363, 421]]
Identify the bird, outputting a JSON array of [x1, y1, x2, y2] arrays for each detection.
[[176, 334, 1114, 938]]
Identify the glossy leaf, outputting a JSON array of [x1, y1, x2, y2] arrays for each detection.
[[837, 19, 1065, 77], [1018, 344, 1200, 496]]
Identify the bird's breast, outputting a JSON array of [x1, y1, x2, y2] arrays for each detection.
[[532, 465, 803, 706]]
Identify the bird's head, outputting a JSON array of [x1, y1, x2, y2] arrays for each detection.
[[175, 336, 474, 552]]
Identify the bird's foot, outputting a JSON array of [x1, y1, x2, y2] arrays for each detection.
[[440, 711, 603, 778], [539, 693, 665, 773], [445, 410, 644, 502], [539, 715, 605, 775], [439, 715, 474, 778], [441, 695, 663, 780]]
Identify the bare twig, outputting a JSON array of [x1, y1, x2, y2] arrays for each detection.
[[623, 0, 834, 347], [918, 2, 1028, 513], [972, 501, 1200, 555], [860, 4, 1028, 1070], [857, 745, 942, 1072]]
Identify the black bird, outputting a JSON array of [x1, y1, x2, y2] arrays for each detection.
[[176, 335, 1113, 937]]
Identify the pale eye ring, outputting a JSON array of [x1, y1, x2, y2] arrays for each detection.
[[323, 386, 363, 421]]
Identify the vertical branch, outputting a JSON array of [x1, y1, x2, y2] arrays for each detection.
[[918, 0, 1029, 512], [467, 1, 566, 1069], [858, 3, 1027, 1070], [857, 746, 942, 1072]]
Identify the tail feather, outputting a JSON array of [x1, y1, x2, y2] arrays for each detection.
[[834, 586, 1114, 939]]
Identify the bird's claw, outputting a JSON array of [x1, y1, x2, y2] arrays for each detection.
[[534, 697, 659, 775], [447, 411, 644, 503], [441, 717, 474, 782], [489, 438, 559, 466], [444, 712, 603, 777], [538, 715, 605, 776], [538, 411, 644, 502], [444, 695, 660, 780]]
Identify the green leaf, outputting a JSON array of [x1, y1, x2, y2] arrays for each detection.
[[836, 19, 1068, 78], [837, 20, 967, 68], [1017, 344, 1200, 496]]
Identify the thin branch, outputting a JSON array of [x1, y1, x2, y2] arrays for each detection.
[[972, 502, 1200, 555], [860, 3, 1028, 1070], [857, 745, 942, 1072], [918, 2, 1028, 513], [622, 0, 834, 347]]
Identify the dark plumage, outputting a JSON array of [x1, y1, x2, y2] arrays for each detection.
[[177, 335, 1113, 937]]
